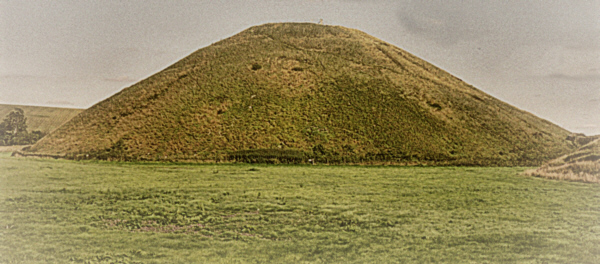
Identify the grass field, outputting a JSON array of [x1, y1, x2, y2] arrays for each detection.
[[1, 154, 599, 263]]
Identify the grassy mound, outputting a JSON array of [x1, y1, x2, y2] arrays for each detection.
[[27, 23, 574, 165], [527, 136, 600, 183]]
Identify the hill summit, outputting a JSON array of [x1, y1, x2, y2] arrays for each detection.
[[26, 23, 575, 165]]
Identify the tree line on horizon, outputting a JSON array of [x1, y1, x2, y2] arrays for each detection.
[[0, 108, 46, 146]]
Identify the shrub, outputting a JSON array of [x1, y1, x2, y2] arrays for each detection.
[[251, 63, 262, 71]]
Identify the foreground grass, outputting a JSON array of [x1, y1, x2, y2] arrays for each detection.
[[1, 156, 599, 263]]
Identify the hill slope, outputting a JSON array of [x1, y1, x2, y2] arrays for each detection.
[[0, 104, 83, 133], [527, 136, 600, 182], [27, 23, 575, 165]]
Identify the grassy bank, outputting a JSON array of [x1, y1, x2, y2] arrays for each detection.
[[1, 156, 599, 263], [0, 145, 28, 153], [527, 138, 600, 183], [0, 104, 83, 133]]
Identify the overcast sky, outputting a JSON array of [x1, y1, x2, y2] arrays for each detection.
[[1, 0, 599, 135]]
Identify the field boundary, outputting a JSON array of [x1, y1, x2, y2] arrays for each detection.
[[0, 145, 29, 153], [11, 150, 66, 159]]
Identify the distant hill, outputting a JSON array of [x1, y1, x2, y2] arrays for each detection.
[[0, 104, 83, 133], [26, 23, 576, 165], [527, 135, 600, 183]]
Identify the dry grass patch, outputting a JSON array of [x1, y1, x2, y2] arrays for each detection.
[[0, 145, 29, 153], [527, 138, 600, 183]]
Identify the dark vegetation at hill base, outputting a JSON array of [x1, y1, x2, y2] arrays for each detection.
[[27, 23, 579, 166]]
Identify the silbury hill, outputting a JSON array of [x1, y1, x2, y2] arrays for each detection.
[[25, 23, 578, 165]]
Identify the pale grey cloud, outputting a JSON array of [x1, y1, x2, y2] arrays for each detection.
[[397, 0, 600, 47], [547, 73, 600, 82], [103, 76, 138, 83], [45, 100, 76, 106]]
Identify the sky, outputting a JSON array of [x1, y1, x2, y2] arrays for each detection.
[[1, 0, 599, 135]]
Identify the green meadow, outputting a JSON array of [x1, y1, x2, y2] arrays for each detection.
[[1, 154, 599, 263]]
